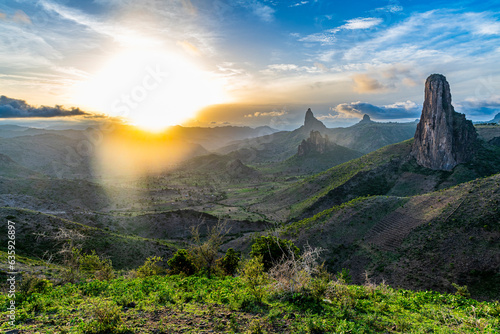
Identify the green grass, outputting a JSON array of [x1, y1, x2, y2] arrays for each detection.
[[1, 274, 499, 333]]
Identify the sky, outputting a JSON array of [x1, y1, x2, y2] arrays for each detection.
[[0, 0, 500, 130]]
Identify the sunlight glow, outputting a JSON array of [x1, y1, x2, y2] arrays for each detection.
[[73, 49, 230, 131]]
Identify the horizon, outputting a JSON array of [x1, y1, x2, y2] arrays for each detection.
[[1, 0, 500, 130]]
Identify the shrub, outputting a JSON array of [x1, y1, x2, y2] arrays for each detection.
[[217, 248, 240, 276], [75, 249, 115, 281], [80, 299, 123, 333], [239, 256, 269, 302], [136, 256, 164, 278], [190, 220, 230, 277], [167, 249, 196, 276], [268, 245, 325, 298], [250, 236, 300, 271]]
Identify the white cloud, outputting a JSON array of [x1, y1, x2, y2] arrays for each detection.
[[245, 110, 288, 117], [290, 1, 309, 7], [341, 17, 382, 30], [243, 1, 275, 22]]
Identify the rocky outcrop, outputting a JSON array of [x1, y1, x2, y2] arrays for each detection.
[[412, 74, 477, 171], [303, 108, 327, 131], [298, 131, 330, 156], [359, 114, 372, 123]]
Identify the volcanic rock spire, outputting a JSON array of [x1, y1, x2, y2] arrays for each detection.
[[412, 74, 477, 171], [303, 108, 327, 131]]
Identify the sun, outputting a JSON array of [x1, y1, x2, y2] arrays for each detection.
[[73, 49, 229, 131]]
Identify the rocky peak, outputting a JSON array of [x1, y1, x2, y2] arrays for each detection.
[[412, 74, 477, 171], [359, 114, 372, 123], [298, 130, 330, 156], [488, 112, 500, 123], [303, 108, 327, 131]]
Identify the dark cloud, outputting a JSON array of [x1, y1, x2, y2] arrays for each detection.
[[320, 101, 421, 120], [0, 96, 89, 118], [456, 96, 500, 117]]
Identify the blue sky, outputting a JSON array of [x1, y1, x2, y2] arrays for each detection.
[[0, 0, 500, 129]]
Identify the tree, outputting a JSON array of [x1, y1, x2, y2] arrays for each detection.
[[250, 236, 300, 271], [189, 220, 230, 277], [167, 249, 196, 276], [217, 248, 240, 276]]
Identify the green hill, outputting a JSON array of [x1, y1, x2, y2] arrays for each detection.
[[280, 172, 500, 300], [0, 208, 176, 269]]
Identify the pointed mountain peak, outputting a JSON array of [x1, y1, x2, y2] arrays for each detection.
[[303, 108, 327, 130]]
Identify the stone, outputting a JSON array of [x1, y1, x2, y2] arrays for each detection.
[[303, 108, 327, 131], [298, 131, 330, 156], [412, 74, 477, 171], [360, 114, 372, 123]]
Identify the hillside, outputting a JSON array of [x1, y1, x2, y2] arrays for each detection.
[[248, 137, 500, 221], [0, 207, 176, 269], [278, 172, 500, 300]]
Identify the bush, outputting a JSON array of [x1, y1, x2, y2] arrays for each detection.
[[250, 236, 300, 271], [239, 256, 269, 302], [190, 220, 229, 277], [217, 248, 240, 276], [268, 245, 325, 298], [80, 299, 123, 333], [167, 249, 196, 276], [136, 256, 164, 278], [75, 249, 115, 281]]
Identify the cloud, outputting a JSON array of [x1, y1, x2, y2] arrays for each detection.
[[0, 95, 90, 118], [290, 1, 309, 7], [320, 100, 420, 120], [456, 95, 500, 117], [12, 10, 31, 24], [375, 5, 403, 13], [352, 74, 387, 93], [241, 1, 275, 22], [341, 17, 382, 30], [261, 63, 322, 75], [297, 16, 382, 45], [245, 109, 288, 118]]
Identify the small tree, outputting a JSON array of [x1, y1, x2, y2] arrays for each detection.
[[250, 236, 300, 271], [75, 249, 115, 281], [136, 256, 164, 278], [167, 249, 196, 276], [190, 220, 230, 277], [239, 256, 269, 302], [217, 248, 241, 276]]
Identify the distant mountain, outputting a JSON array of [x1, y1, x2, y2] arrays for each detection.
[[178, 154, 260, 180], [217, 109, 418, 163], [0, 153, 41, 178], [325, 115, 417, 154], [164, 125, 279, 150]]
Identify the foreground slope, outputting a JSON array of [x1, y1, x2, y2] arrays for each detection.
[[282, 172, 500, 300], [1, 273, 499, 333]]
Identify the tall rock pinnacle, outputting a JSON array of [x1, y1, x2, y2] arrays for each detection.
[[412, 74, 477, 171], [303, 108, 327, 131]]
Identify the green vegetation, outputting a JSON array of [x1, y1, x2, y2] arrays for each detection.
[[2, 269, 499, 333], [250, 236, 300, 271]]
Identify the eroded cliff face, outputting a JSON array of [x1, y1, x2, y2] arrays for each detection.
[[297, 131, 330, 156], [412, 74, 477, 171]]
